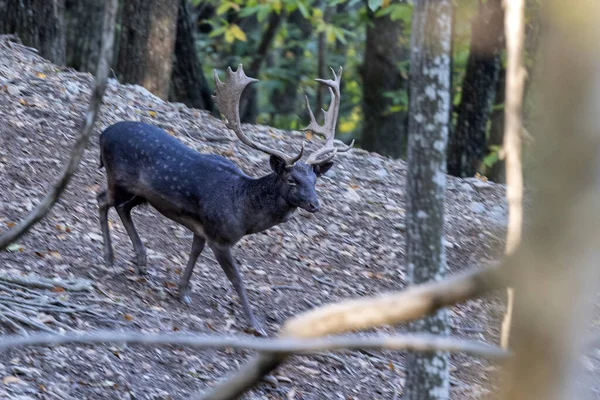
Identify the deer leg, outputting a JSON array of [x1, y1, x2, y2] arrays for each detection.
[[116, 201, 147, 275], [97, 190, 114, 267], [178, 234, 206, 305], [210, 244, 266, 336]]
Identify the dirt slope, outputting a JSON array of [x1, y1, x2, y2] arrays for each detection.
[[0, 38, 508, 399]]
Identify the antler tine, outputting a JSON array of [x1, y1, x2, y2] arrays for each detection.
[[213, 64, 304, 165], [304, 66, 353, 165]]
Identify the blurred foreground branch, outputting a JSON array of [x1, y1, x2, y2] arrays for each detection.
[[500, 0, 526, 350], [197, 263, 506, 399], [0, 0, 117, 251]]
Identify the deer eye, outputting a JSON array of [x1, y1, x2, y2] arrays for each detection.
[[287, 177, 297, 186]]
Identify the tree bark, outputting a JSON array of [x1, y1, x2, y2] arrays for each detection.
[[404, 0, 453, 398], [0, 0, 66, 65], [360, 1, 409, 159], [447, 0, 504, 178], [169, 0, 213, 112], [116, 0, 178, 100], [65, 0, 104, 74]]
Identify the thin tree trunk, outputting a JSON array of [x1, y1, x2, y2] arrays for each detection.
[[487, 67, 506, 182], [447, 0, 504, 178], [0, 0, 66, 64], [169, 0, 213, 112], [240, 11, 285, 123], [360, 1, 409, 159], [270, 10, 312, 122], [404, 0, 453, 398], [116, 0, 178, 100], [316, 6, 332, 113], [65, 0, 104, 74]]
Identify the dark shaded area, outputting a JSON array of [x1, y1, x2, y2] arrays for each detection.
[[169, 0, 214, 112], [0, 0, 66, 65], [447, 0, 504, 178], [65, 0, 104, 74], [360, 4, 409, 159]]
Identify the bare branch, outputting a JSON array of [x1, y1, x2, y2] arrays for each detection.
[[500, 0, 526, 350], [0, 331, 507, 360], [0, 0, 118, 251], [197, 263, 506, 399]]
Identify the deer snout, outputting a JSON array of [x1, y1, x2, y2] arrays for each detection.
[[305, 200, 320, 213]]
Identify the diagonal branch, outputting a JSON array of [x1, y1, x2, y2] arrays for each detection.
[[196, 262, 506, 400], [0, 0, 118, 251]]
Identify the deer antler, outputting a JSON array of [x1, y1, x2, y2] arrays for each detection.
[[303, 66, 354, 165], [213, 64, 304, 165]]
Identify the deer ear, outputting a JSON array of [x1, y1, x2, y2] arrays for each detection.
[[313, 161, 334, 177], [269, 154, 288, 175]]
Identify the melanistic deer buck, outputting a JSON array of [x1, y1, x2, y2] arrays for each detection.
[[97, 65, 352, 335]]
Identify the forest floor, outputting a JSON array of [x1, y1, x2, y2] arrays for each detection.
[[0, 38, 510, 399]]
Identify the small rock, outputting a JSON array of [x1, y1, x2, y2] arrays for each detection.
[[6, 84, 22, 96], [344, 188, 361, 203], [374, 168, 388, 179], [470, 202, 486, 213]]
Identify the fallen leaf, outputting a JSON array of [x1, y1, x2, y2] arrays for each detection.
[[52, 286, 65, 293], [36, 72, 46, 79], [148, 110, 157, 118], [2, 375, 20, 384], [18, 98, 28, 106], [123, 314, 133, 321], [6, 243, 23, 252], [6, 222, 16, 228], [305, 131, 313, 140]]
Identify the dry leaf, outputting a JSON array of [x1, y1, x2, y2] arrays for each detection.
[[2, 375, 20, 384], [18, 98, 28, 106], [148, 110, 157, 118], [52, 286, 65, 293], [123, 314, 133, 321], [36, 72, 46, 79], [6, 221, 16, 228], [305, 131, 313, 140]]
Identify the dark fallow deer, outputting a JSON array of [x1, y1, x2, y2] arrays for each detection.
[[97, 65, 352, 335]]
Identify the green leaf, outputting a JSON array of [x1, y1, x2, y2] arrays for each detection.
[[297, 1, 309, 18], [367, 0, 383, 11], [229, 24, 247, 42], [6, 243, 22, 252]]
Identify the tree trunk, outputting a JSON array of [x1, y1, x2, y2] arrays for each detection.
[[360, 2, 409, 159], [486, 67, 506, 182], [116, 0, 178, 100], [169, 0, 213, 112], [0, 0, 66, 64], [447, 0, 504, 178], [65, 0, 104, 74], [404, 0, 453, 399], [240, 11, 285, 123], [270, 10, 312, 122]]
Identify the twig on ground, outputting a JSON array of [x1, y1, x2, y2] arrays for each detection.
[[0, 331, 508, 360], [0, 0, 118, 251]]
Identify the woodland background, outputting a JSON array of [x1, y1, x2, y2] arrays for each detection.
[[0, 0, 540, 181]]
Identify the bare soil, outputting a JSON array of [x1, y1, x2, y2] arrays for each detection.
[[0, 38, 508, 399]]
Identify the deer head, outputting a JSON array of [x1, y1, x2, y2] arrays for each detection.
[[213, 64, 352, 213]]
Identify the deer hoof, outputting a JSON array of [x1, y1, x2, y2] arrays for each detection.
[[104, 251, 114, 267], [249, 321, 267, 337], [179, 293, 192, 306], [135, 266, 147, 275]]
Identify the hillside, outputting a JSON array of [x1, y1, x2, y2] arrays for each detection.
[[0, 37, 508, 399]]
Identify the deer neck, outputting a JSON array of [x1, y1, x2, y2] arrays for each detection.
[[240, 173, 296, 234]]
